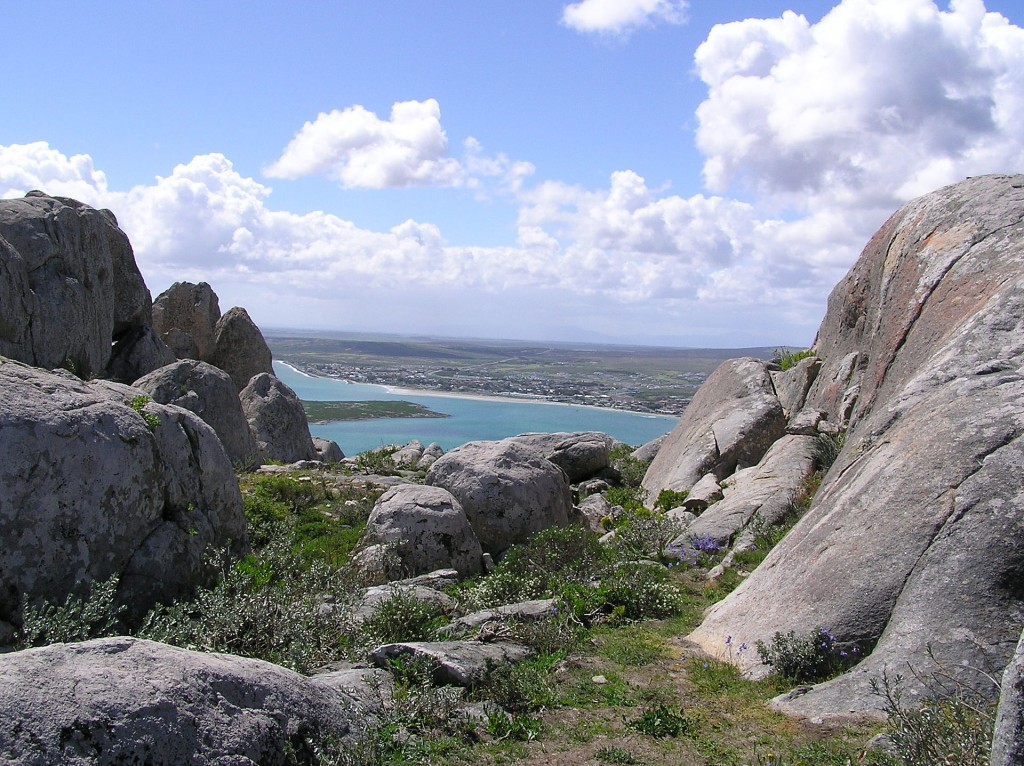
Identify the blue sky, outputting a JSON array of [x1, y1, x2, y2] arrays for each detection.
[[2, 1, 1022, 347]]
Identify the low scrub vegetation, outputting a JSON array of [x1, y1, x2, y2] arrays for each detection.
[[13, 464, 996, 766]]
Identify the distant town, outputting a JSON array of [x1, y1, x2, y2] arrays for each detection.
[[287, 359, 701, 415], [267, 332, 780, 417]]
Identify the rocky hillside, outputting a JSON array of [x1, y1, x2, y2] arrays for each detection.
[[1, 177, 1023, 765], [677, 174, 1024, 721], [0, 192, 336, 632]]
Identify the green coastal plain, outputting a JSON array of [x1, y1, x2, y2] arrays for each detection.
[[301, 400, 448, 422]]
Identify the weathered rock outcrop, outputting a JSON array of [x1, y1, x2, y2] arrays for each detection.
[[687, 174, 1024, 718], [134, 359, 261, 467], [508, 431, 615, 483], [642, 358, 786, 500], [0, 193, 152, 378], [426, 439, 573, 555], [679, 434, 818, 547], [0, 637, 367, 766], [0, 358, 247, 628], [992, 628, 1024, 766], [361, 485, 484, 579], [240, 372, 317, 463], [211, 306, 274, 391], [151, 281, 221, 362], [313, 436, 345, 463]]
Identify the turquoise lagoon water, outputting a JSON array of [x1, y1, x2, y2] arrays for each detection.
[[274, 362, 677, 456]]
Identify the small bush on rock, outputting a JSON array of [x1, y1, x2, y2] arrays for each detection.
[[654, 489, 689, 511], [359, 588, 447, 646], [774, 348, 815, 371], [756, 627, 856, 682], [608, 444, 650, 488], [16, 575, 124, 648]]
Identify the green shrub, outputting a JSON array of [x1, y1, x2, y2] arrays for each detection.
[[359, 588, 447, 646], [139, 540, 362, 673], [600, 562, 686, 621], [603, 485, 648, 515], [871, 671, 994, 766], [654, 488, 689, 512], [627, 702, 690, 737], [475, 657, 557, 713], [461, 525, 610, 611], [595, 746, 639, 765], [129, 394, 161, 430], [774, 348, 816, 371], [816, 431, 846, 470], [16, 575, 124, 648], [612, 510, 686, 561], [608, 444, 650, 488], [354, 445, 400, 475], [756, 627, 854, 682]]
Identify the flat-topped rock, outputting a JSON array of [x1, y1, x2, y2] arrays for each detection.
[[370, 641, 532, 686]]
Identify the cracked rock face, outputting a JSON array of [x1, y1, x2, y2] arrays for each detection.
[[687, 174, 1024, 718], [0, 358, 247, 630], [641, 357, 786, 499]]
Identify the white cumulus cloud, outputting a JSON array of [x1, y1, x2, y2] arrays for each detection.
[[264, 98, 463, 188], [264, 99, 534, 194], [562, 0, 688, 36], [694, 0, 1024, 216]]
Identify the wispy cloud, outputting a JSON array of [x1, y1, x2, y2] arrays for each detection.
[[561, 0, 688, 37]]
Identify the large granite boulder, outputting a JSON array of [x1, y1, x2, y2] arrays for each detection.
[[687, 174, 1024, 719], [361, 485, 483, 580], [134, 359, 261, 468], [508, 431, 615, 483], [0, 637, 368, 766], [240, 372, 317, 463], [642, 358, 786, 500], [426, 439, 573, 555], [151, 281, 221, 362], [211, 306, 274, 392], [0, 358, 247, 629], [0, 192, 152, 378]]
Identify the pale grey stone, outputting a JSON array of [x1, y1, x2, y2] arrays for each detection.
[[210, 306, 273, 392], [370, 641, 532, 686], [134, 359, 260, 468], [361, 484, 483, 579], [313, 436, 345, 463], [688, 174, 1024, 719], [991, 628, 1024, 766], [0, 193, 151, 378], [642, 358, 785, 500], [426, 439, 573, 555], [771, 355, 821, 416], [240, 372, 317, 463], [0, 637, 367, 766], [0, 359, 246, 625], [152, 281, 221, 362]]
